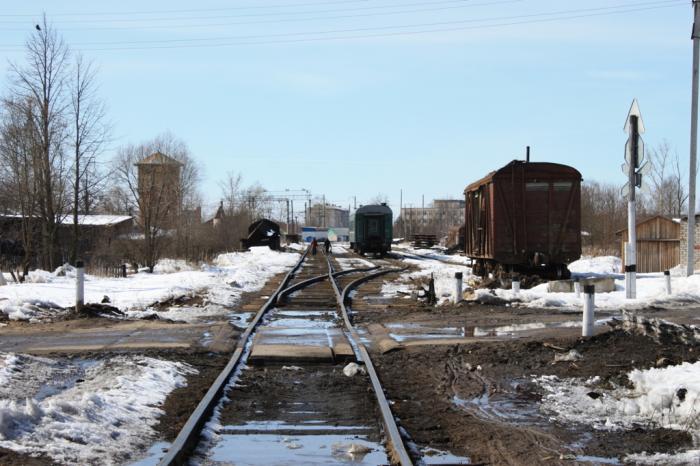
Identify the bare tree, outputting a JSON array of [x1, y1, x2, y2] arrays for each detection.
[[69, 53, 109, 264], [0, 97, 40, 278], [7, 15, 70, 269], [648, 140, 687, 217], [580, 181, 627, 254], [111, 133, 201, 271], [369, 193, 389, 205]]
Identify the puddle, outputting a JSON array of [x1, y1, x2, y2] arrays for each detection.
[[453, 383, 545, 426], [473, 318, 611, 337], [256, 327, 337, 347], [127, 441, 170, 466], [267, 318, 337, 329], [575, 455, 621, 465], [223, 421, 371, 433], [208, 433, 387, 465]]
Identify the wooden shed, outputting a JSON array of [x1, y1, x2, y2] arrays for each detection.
[[616, 215, 680, 273]]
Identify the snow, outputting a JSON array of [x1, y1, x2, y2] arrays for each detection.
[[0, 247, 300, 321], [61, 214, 132, 227], [474, 255, 700, 311], [568, 256, 621, 275], [152, 258, 195, 274], [0, 352, 195, 465], [393, 243, 471, 266], [382, 251, 470, 305], [538, 361, 700, 462]]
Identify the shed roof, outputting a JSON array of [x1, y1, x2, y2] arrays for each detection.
[[135, 151, 183, 166], [615, 215, 679, 236]]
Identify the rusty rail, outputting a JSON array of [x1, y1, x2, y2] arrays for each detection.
[[326, 255, 413, 466], [157, 246, 309, 466]]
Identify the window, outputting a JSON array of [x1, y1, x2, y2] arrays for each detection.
[[526, 182, 548, 191]]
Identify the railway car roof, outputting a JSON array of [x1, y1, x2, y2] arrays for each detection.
[[356, 204, 393, 215], [464, 160, 581, 193]]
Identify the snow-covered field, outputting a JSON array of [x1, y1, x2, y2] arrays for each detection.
[[0, 247, 300, 322], [0, 352, 195, 465], [538, 362, 700, 464], [384, 246, 700, 312], [476, 255, 700, 312]]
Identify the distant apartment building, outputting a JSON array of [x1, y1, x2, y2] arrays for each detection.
[[400, 199, 465, 237], [307, 203, 349, 228]]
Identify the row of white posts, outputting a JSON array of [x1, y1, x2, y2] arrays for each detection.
[[452, 269, 674, 338]]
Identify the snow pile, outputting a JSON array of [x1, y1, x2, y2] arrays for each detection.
[[0, 353, 195, 465], [538, 361, 700, 461], [207, 246, 299, 305], [0, 353, 20, 385], [383, 256, 469, 305], [568, 256, 622, 276], [2, 299, 65, 321], [0, 247, 299, 321], [473, 255, 700, 311], [393, 244, 471, 266], [153, 258, 195, 274]]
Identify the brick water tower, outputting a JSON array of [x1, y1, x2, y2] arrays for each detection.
[[135, 152, 183, 229]]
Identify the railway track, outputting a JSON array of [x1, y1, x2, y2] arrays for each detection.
[[157, 246, 413, 466]]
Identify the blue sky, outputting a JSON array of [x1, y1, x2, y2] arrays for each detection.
[[0, 0, 693, 216]]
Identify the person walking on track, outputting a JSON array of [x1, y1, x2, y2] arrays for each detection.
[[324, 238, 331, 255], [311, 238, 318, 256]]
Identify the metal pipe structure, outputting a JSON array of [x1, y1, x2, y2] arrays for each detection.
[[582, 285, 595, 337]]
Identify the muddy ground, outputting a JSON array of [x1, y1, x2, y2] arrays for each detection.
[[375, 328, 697, 465]]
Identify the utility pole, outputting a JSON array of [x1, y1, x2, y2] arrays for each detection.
[[688, 0, 700, 276], [400, 189, 403, 237], [622, 99, 647, 299], [322, 195, 326, 228]]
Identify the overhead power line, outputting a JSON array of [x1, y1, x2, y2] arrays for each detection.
[[0, 1, 685, 52], [0, 0, 521, 32], [0, 0, 491, 24], [0, 0, 374, 17]]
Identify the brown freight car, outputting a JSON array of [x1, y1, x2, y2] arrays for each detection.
[[464, 160, 582, 279]]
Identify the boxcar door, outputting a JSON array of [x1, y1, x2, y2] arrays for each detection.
[[524, 181, 550, 261]]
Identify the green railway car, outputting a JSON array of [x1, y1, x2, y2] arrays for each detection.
[[350, 204, 393, 256]]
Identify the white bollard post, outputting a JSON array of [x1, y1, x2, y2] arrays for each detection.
[[512, 279, 520, 296], [574, 277, 581, 299], [582, 284, 595, 337], [76, 260, 85, 313], [664, 270, 672, 295], [454, 272, 463, 304]]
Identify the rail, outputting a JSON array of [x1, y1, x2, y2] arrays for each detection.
[[157, 246, 309, 466], [326, 255, 413, 466]]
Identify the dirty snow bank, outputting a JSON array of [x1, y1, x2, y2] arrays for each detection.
[[383, 255, 469, 305], [0, 247, 299, 321], [474, 255, 700, 311], [0, 352, 195, 465], [538, 361, 700, 463], [393, 243, 471, 266]]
